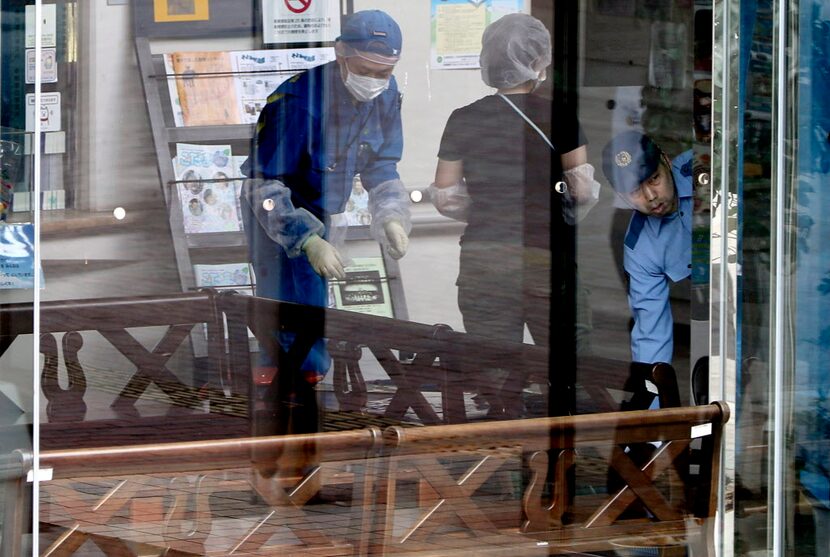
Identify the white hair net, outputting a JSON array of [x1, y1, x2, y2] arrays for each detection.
[[479, 13, 552, 89]]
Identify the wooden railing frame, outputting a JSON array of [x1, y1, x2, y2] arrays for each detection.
[[374, 402, 730, 556], [217, 292, 682, 424], [1, 291, 228, 421], [0, 290, 701, 555], [37, 427, 383, 556], [7, 402, 728, 556], [0, 290, 682, 436]]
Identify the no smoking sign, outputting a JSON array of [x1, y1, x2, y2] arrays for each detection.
[[284, 0, 311, 13], [264, 0, 340, 43]]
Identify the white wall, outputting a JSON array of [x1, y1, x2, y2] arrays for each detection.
[[68, 1, 643, 356], [79, 2, 164, 212], [78, 2, 493, 210], [353, 0, 493, 189]]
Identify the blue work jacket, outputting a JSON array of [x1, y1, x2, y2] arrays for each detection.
[[241, 60, 403, 222], [623, 150, 694, 364]]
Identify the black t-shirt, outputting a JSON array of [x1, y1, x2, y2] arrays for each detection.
[[437, 93, 586, 249]]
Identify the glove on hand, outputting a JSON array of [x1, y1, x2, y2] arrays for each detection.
[[302, 235, 346, 280], [563, 163, 601, 205], [383, 220, 409, 259]]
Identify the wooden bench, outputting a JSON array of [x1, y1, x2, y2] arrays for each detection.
[[23, 402, 727, 556], [38, 427, 384, 556], [0, 288, 687, 453], [0, 288, 684, 456], [0, 291, 252, 449], [219, 293, 682, 427], [374, 402, 729, 556]]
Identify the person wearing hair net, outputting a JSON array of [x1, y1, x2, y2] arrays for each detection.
[[429, 13, 600, 418], [240, 10, 411, 433]]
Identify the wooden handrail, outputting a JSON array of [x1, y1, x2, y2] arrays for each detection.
[[382, 402, 730, 454], [0, 290, 677, 434], [220, 292, 549, 372], [41, 426, 382, 479], [0, 289, 548, 374], [0, 291, 217, 336], [31, 404, 729, 556], [0, 291, 656, 381], [39, 403, 729, 480]]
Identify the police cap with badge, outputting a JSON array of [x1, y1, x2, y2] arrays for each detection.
[[601, 131, 664, 195]]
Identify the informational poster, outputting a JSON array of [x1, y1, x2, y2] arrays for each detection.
[[230, 47, 334, 123], [262, 0, 341, 44], [25, 92, 61, 132], [193, 263, 255, 340], [165, 51, 240, 126], [193, 262, 253, 288], [174, 144, 243, 234], [25, 48, 58, 84], [154, 0, 210, 22], [25, 4, 57, 48], [0, 224, 38, 289], [430, 0, 527, 70], [165, 47, 334, 126], [330, 257, 393, 318]]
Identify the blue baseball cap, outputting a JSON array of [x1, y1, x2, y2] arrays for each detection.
[[602, 131, 663, 195], [337, 10, 402, 65]]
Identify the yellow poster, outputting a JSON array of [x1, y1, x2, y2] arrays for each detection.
[[154, 0, 210, 23], [435, 4, 487, 57], [167, 51, 241, 126], [430, 0, 527, 70]]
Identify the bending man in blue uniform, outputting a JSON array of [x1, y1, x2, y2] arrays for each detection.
[[602, 131, 693, 367], [602, 132, 692, 499], [240, 11, 411, 427]]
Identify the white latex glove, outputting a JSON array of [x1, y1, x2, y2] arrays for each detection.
[[383, 220, 409, 259], [563, 163, 601, 205], [302, 234, 346, 280]]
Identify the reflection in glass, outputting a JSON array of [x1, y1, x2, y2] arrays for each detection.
[[0, 0, 36, 549], [7, 1, 737, 555], [791, 1, 830, 555]]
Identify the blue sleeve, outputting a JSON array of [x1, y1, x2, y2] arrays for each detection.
[[240, 179, 324, 258], [245, 94, 307, 180], [360, 91, 403, 190], [625, 249, 674, 363]]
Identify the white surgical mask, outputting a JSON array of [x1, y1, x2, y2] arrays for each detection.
[[343, 63, 389, 102]]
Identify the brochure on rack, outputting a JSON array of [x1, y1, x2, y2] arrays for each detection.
[[174, 143, 243, 233], [164, 47, 335, 126]]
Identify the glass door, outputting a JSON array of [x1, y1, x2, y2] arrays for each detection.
[[785, 1, 830, 555], [0, 0, 38, 554], [713, 0, 830, 555]]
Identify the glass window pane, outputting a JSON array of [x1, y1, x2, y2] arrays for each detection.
[[790, 1, 830, 555], [26, 1, 722, 555], [0, 0, 38, 553]]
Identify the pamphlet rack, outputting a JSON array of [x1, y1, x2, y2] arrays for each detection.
[[132, 2, 410, 355]]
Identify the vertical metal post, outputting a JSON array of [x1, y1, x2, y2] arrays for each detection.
[[771, 0, 792, 554], [32, 0, 44, 553], [711, 0, 741, 554]]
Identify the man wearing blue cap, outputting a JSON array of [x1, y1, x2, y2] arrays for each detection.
[[602, 131, 693, 366], [239, 10, 411, 431]]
